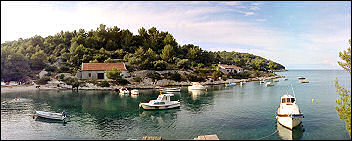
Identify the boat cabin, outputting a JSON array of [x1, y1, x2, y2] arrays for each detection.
[[281, 95, 296, 104], [156, 94, 173, 102]]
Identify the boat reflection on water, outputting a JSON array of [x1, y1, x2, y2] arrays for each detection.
[[277, 121, 304, 140], [139, 109, 180, 125], [131, 94, 138, 98], [188, 90, 206, 100]]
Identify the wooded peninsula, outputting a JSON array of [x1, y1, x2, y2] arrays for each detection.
[[1, 24, 285, 86]]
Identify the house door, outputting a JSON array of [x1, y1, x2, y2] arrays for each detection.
[[97, 73, 104, 79]]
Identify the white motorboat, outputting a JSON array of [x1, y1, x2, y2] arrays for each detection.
[[131, 89, 139, 95], [276, 94, 304, 130], [299, 79, 309, 83], [225, 82, 237, 87], [159, 87, 181, 92], [188, 82, 206, 90], [139, 94, 180, 110], [265, 82, 274, 87], [36, 111, 70, 121], [119, 87, 129, 94]]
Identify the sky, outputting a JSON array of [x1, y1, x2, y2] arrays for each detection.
[[1, 1, 351, 70]]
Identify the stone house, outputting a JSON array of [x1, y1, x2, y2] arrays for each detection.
[[218, 64, 244, 74], [78, 62, 128, 80]]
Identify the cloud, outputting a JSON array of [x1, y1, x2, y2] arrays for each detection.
[[256, 19, 267, 22], [252, 3, 263, 6], [249, 6, 260, 10], [219, 1, 242, 6]]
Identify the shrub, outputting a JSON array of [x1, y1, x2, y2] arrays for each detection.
[[45, 65, 57, 72], [58, 65, 70, 73], [58, 74, 65, 80], [153, 60, 168, 71], [147, 72, 161, 81], [133, 76, 142, 82], [99, 81, 110, 87], [164, 72, 182, 81], [176, 59, 190, 69], [36, 76, 51, 85]]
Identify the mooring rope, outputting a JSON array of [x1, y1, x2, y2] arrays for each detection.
[[257, 129, 278, 140]]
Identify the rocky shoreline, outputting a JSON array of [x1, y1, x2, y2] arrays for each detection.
[[1, 75, 284, 93]]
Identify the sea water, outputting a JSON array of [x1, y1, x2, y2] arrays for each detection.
[[1, 70, 350, 140]]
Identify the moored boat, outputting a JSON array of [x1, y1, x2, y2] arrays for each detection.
[[297, 77, 305, 80], [119, 87, 129, 94], [259, 80, 265, 84], [225, 82, 237, 87], [139, 94, 180, 110], [276, 94, 304, 130], [273, 79, 279, 82], [131, 89, 139, 95], [159, 87, 181, 92], [299, 79, 309, 83], [188, 82, 206, 90], [36, 111, 70, 121], [265, 82, 274, 87]]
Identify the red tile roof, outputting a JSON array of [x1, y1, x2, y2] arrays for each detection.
[[219, 64, 242, 70], [82, 63, 127, 71]]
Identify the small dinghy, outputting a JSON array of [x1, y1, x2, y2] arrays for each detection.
[[299, 79, 309, 83], [159, 87, 181, 92], [36, 111, 70, 121], [265, 82, 274, 87], [225, 82, 237, 87], [119, 87, 130, 94], [131, 89, 139, 95]]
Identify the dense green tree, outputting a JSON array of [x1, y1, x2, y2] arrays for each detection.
[[30, 50, 48, 70], [334, 39, 351, 137], [106, 67, 122, 82], [161, 44, 175, 63]]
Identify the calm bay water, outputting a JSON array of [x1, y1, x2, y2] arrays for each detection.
[[1, 70, 350, 140]]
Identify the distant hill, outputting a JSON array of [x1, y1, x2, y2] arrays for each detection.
[[1, 24, 285, 82]]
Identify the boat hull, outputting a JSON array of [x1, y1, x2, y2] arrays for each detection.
[[36, 111, 65, 120], [160, 88, 181, 92], [277, 116, 302, 130], [139, 103, 180, 110]]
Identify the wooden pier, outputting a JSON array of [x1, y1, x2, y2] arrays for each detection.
[[193, 134, 219, 140]]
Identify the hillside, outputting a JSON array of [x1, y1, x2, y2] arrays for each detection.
[[1, 24, 285, 82]]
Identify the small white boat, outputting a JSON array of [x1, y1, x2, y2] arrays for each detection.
[[119, 87, 129, 94], [284, 78, 288, 81], [276, 94, 304, 130], [299, 79, 309, 83], [225, 82, 237, 87], [273, 79, 279, 82], [36, 111, 69, 121], [297, 77, 305, 80], [139, 94, 180, 110], [188, 82, 206, 90], [265, 82, 274, 87], [159, 87, 181, 92], [131, 89, 139, 95]]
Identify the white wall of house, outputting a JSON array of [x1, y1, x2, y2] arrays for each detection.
[[81, 70, 128, 79]]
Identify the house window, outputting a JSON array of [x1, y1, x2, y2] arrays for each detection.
[[88, 73, 91, 77]]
